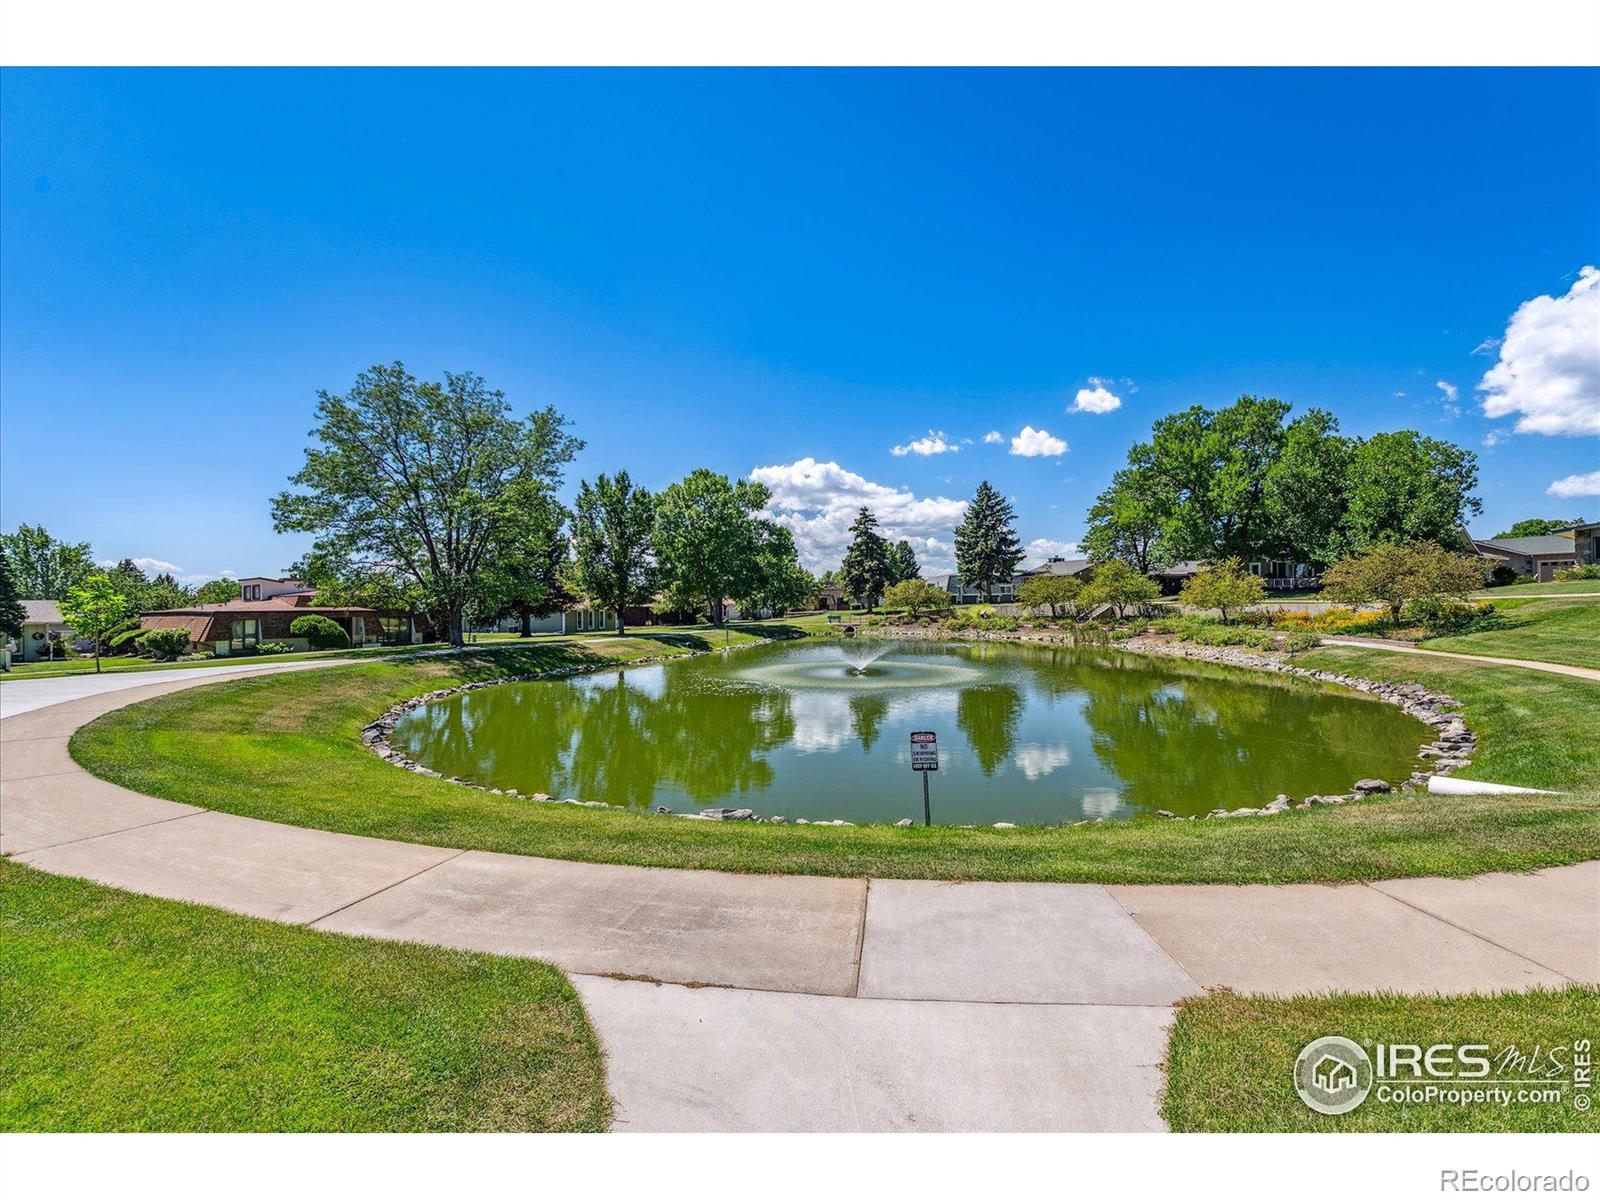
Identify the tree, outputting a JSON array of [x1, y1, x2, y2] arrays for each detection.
[[1342, 431, 1481, 551], [653, 469, 771, 625], [882, 578, 952, 618], [840, 507, 892, 610], [1080, 560, 1160, 619], [1262, 408, 1354, 566], [885, 539, 921, 584], [472, 481, 573, 637], [733, 523, 813, 619], [1494, 518, 1584, 538], [572, 471, 658, 637], [1177, 558, 1268, 623], [953, 481, 1024, 601], [1082, 465, 1173, 573], [1, 524, 97, 598], [0, 549, 27, 643], [1016, 574, 1083, 618], [1322, 542, 1486, 626], [272, 363, 581, 646], [194, 578, 242, 605], [58, 573, 135, 673]]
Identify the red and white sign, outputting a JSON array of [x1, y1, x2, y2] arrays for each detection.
[[910, 730, 938, 771]]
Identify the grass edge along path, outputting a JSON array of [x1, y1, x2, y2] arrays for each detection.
[[67, 637, 1600, 885], [1162, 985, 1599, 1132], [0, 859, 610, 1132]]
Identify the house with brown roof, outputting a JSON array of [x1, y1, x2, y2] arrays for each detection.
[[140, 577, 418, 655]]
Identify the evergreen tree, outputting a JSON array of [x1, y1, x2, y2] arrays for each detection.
[[886, 538, 921, 584], [840, 508, 891, 609], [953, 482, 1024, 601], [0, 549, 27, 642]]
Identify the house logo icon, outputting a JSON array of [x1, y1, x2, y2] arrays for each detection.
[[1294, 1036, 1373, 1115]]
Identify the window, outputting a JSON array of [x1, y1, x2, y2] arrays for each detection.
[[229, 618, 259, 650]]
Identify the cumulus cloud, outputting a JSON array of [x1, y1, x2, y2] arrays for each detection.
[[1547, 470, 1600, 498], [100, 556, 236, 586], [1013, 744, 1072, 781], [1025, 537, 1081, 562], [1009, 426, 1068, 457], [982, 430, 1004, 444], [750, 457, 967, 572], [890, 430, 959, 457], [1477, 266, 1600, 436], [1069, 381, 1122, 414]]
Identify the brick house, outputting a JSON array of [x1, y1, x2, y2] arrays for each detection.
[[140, 577, 418, 655]]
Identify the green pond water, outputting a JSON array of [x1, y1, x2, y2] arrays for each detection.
[[391, 638, 1430, 825]]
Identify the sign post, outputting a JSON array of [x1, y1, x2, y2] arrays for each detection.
[[909, 730, 938, 826]]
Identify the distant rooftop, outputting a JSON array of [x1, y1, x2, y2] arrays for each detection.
[[1473, 534, 1579, 555]]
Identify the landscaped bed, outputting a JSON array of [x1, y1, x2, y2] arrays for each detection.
[[0, 860, 609, 1132], [1163, 984, 1599, 1132], [66, 634, 1600, 885]]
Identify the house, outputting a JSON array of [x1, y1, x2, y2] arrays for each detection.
[[1021, 556, 1094, 580], [1313, 1054, 1358, 1095], [1150, 557, 1318, 594], [140, 577, 418, 655], [1560, 520, 1600, 565], [10, 600, 73, 662], [816, 583, 848, 610], [1467, 532, 1588, 582], [1150, 560, 1206, 595], [928, 559, 1092, 605]]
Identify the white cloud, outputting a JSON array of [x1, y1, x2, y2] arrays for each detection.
[[750, 457, 968, 572], [1547, 470, 1600, 498], [1471, 337, 1501, 357], [1482, 429, 1508, 448], [1478, 266, 1600, 436], [1025, 538, 1081, 562], [1013, 744, 1072, 781], [99, 556, 236, 586], [982, 430, 1004, 444], [1070, 382, 1122, 414], [1009, 426, 1068, 457], [890, 430, 959, 457], [1435, 379, 1461, 418]]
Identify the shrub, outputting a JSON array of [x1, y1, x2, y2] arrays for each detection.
[[1555, 563, 1600, 581], [1284, 630, 1321, 654], [1404, 597, 1496, 635], [882, 578, 952, 619], [1080, 560, 1161, 618], [289, 614, 350, 650], [1323, 542, 1484, 625], [1487, 564, 1521, 587], [107, 626, 149, 652], [140, 628, 193, 661], [256, 641, 294, 656]]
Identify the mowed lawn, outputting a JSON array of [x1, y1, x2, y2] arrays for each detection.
[[1163, 986, 1599, 1132], [0, 861, 609, 1132], [1421, 599, 1600, 670], [67, 637, 1600, 884], [1474, 579, 1600, 598]]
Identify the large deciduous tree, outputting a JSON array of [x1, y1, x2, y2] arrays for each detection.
[[0, 524, 97, 599], [733, 522, 813, 619], [271, 363, 581, 646], [653, 469, 771, 624], [473, 483, 573, 637], [1494, 517, 1584, 538], [1342, 432, 1482, 551], [953, 481, 1024, 601], [840, 507, 891, 610], [572, 471, 658, 636], [194, 578, 244, 605], [1082, 464, 1173, 573]]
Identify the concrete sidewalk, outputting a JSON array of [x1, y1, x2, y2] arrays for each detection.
[[3, 666, 1595, 1132]]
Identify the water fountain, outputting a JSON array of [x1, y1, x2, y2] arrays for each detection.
[[840, 640, 892, 674]]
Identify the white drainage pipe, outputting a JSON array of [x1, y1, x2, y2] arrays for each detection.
[[1428, 776, 1563, 796]]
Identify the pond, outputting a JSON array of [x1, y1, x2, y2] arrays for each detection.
[[390, 638, 1430, 825]]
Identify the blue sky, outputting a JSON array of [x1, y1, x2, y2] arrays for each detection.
[[3, 68, 1597, 581]]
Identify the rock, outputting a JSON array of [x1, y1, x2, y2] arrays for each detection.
[[895, 818, 915, 827], [653, 805, 672, 814], [1352, 779, 1392, 794], [992, 822, 1017, 829], [769, 815, 787, 824], [1264, 797, 1292, 813], [1155, 809, 1177, 819]]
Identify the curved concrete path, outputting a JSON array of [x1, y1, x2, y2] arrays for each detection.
[[1322, 637, 1600, 682], [2, 665, 1595, 1132]]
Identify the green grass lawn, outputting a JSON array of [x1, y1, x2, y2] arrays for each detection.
[[66, 637, 1600, 884], [0, 860, 608, 1132], [1163, 986, 1598, 1131], [1420, 599, 1600, 670], [1474, 579, 1600, 598]]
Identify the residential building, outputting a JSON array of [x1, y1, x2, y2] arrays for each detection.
[[929, 558, 1092, 605], [1466, 532, 1589, 582], [10, 600, 73, 662], [140, 577, 418, 655]]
